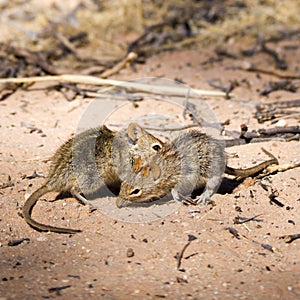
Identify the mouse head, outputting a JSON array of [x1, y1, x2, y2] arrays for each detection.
[[116, 159, 162, 207], [109, 122, 165, 193], [116, 153, 178, 208], [127, 122, 163, 153]]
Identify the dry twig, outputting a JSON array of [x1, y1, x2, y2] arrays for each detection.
[[175, 235, 197, 270], [233, 214, 263, 224], [0, 75, 229, 97], [100, 52, 137, 79], [280, 234, 300, 243], [235, 61, 300, 79]]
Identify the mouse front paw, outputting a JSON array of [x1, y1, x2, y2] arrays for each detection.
[[172, 191, 198, 206], [194, 193, 213, 206]]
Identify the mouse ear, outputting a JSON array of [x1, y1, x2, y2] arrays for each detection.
[[127, 122, 145, 142], [150, 161, 161, 181]]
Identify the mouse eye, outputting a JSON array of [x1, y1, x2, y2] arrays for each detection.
[[130, 188, 141, 196], [152, 143, 161, 151]]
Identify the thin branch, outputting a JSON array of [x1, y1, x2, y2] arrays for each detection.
[[0, 75, 230, 97], [242, 126, 300, 139], [235, 61, 300, 79], [100, 52, 137, 79]]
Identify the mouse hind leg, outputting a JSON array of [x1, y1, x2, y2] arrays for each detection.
[[70, 186, 98, 212], [71, 186, 88, 204]]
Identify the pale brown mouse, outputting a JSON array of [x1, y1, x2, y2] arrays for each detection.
[[23, 123, 163, 234], [117, 130, 278, 207]]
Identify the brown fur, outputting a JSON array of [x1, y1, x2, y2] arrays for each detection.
[[117, 131, 278, 207], [23, 123, 163, 234]]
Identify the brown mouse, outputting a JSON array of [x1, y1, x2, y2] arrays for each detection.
[[23, 123, 163, 234], [117, 130, 278, 207]]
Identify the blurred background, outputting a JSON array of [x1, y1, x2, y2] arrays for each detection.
[[1, 0, 299, 77]]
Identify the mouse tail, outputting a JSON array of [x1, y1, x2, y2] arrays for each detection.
[[225, 159, 277, 179], [23, 185, 81, 234], [225, 148, 278, 179]]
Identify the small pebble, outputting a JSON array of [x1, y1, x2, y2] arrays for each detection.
[[126, 248, 134, 258], [275, 119, 287, 127]]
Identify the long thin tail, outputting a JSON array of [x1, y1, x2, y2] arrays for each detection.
[[225, 148, 279, 179], [23, 185, 81, 234]]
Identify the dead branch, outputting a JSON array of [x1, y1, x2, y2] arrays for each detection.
[[259, 81, 297, 96], [176, 235, 197, 270], [225, 125, 300, 146], [207, 79, 237, 98], [0, 75, 229, 97], [241, 126, 300, 139], [235, 61, 300, 79], [128, 15, 193, 56], [0, 176, 14, 189], [233, 215, 263, 224], [100, 52, 137, 79], [225, 136, 296, 147], [12, 47, 67, 75], [280, 234, 300, 243], [54, 31, 87, 61], [260, 41, 288, 70], [226, 227, 242, 239], [256, 99, 300, 110], [255, 99, 300, 123]]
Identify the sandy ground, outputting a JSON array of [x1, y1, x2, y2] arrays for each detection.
[[0, 41, 300, 300]]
